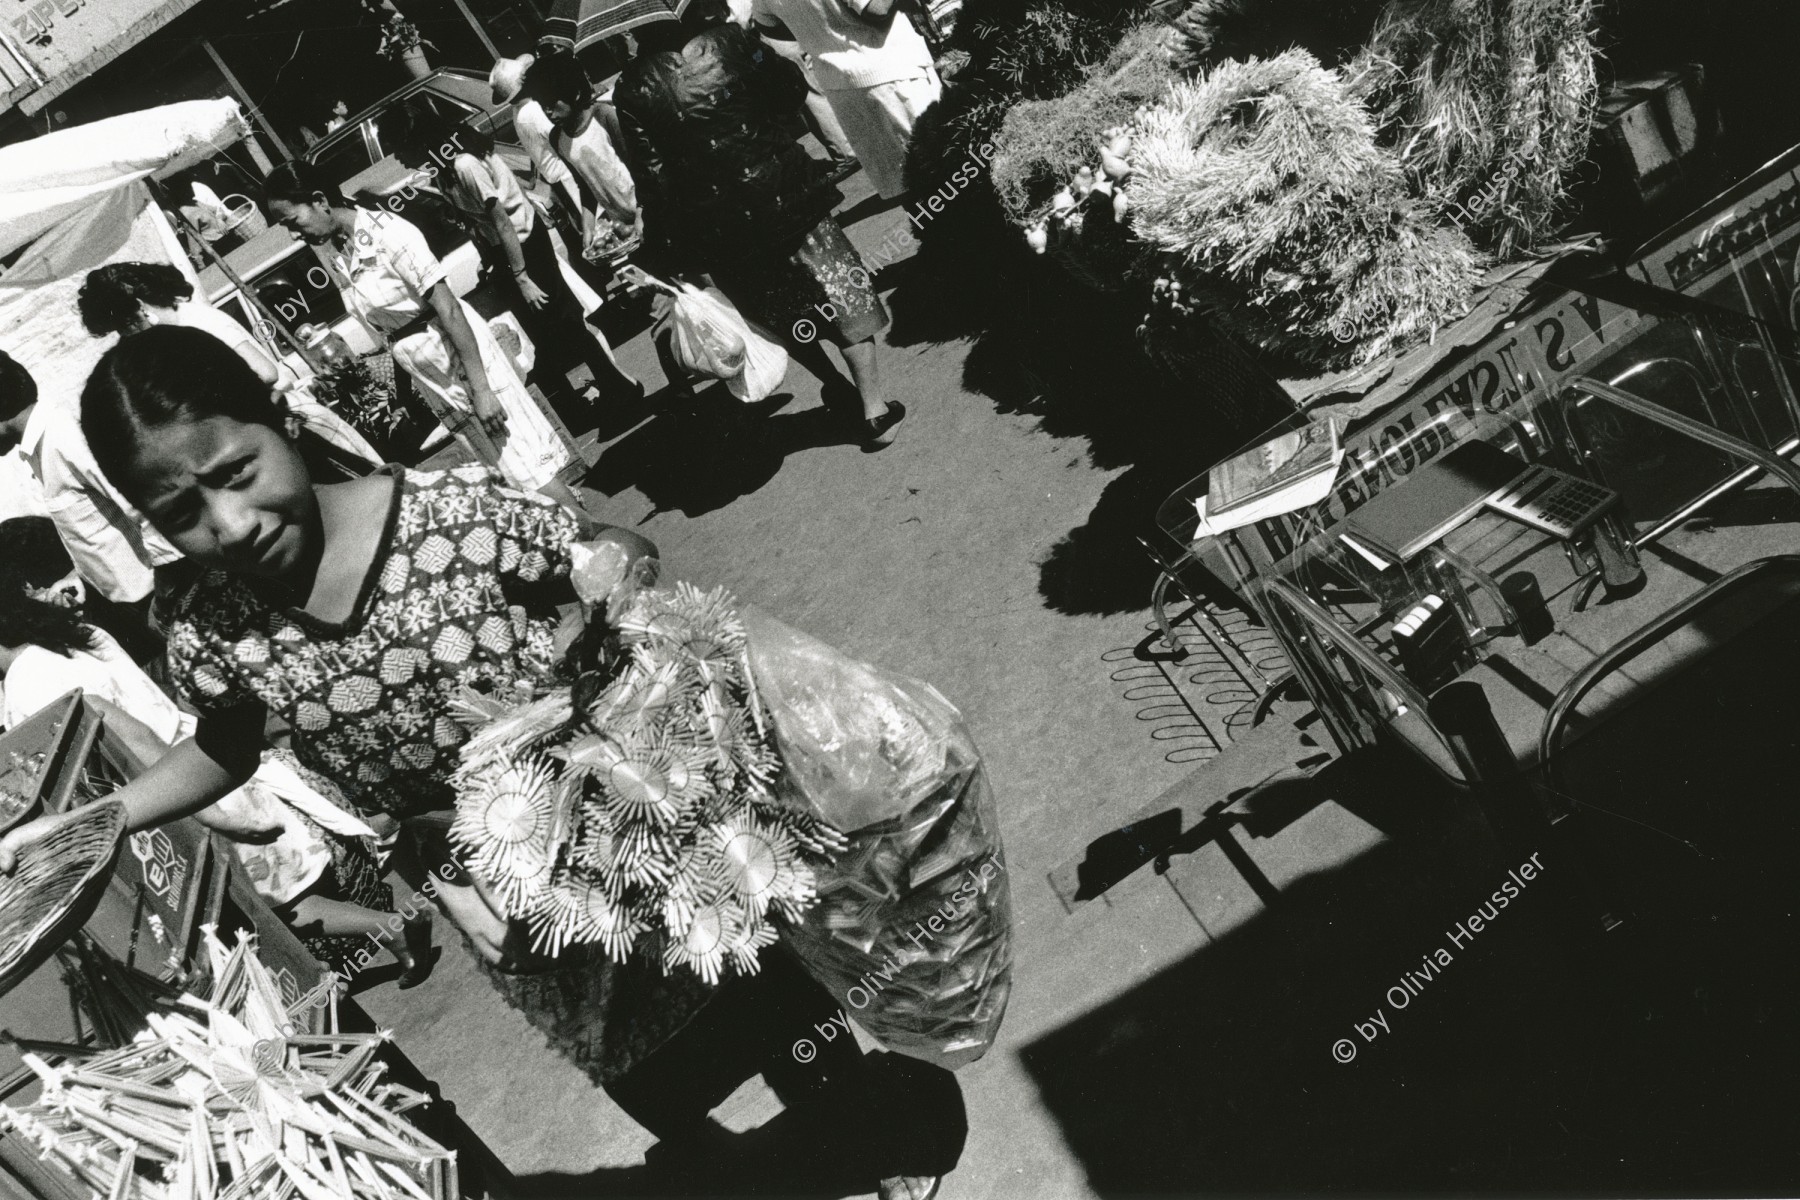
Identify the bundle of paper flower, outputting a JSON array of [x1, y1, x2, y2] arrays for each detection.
[[0, 929, 457, 1199], [449, 583, 847, 983]]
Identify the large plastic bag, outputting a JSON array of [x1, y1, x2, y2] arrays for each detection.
[[744, 607, 1013, 1070], [666, 283, 789, 402], [728, 315, 789, 403], [668, 283, 748, 383]]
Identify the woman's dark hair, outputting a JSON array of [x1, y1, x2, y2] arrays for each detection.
[[632, 18, 689, 55], [0, 351, 35, 422], [383, 98, 493, 162], [523, 51, 594, 110], [81, 325, 287, 493], [77, 262, 196, 337], [263, 159, 350, 209], [0, 518, 73, 590], [0, 567, 95, 657]]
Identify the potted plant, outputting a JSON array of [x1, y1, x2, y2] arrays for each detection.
[[371, 1, 434, 79], [303, 329, 428, 460]]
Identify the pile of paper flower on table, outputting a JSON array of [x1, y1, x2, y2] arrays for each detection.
[[0, 928, 456, 1199], [449, 580, 847, 984]]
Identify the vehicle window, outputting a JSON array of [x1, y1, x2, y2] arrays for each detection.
[[309, 127, 376, 190], [235, 251, 349, 343], [373, 91, 477, 158]]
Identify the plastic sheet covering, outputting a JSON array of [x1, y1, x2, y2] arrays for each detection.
[[744, 608, 1013, 1070], [0, 98, 248, 258]]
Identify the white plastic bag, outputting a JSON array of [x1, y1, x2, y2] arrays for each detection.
[[727, 315, 788, 403], [665, 283, 789, 402], [668, 283, 748, 383]]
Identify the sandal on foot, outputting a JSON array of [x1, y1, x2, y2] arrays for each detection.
[[878, 1175, 941, 1200], [861, 401, 906, 452], [396, 912, 439, 989]]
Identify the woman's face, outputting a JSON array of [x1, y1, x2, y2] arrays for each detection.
[[269, 195, 340, 245], [120, 414, 322, 585], [547, 97, 590, 135]]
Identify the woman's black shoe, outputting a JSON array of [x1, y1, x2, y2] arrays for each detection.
[[861, 401, 906, 452]]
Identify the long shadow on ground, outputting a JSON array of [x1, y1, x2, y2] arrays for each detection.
[[1023, 678, 1800, 1194], [883, 189, 1295, 616], [588, 388, 863, 521]]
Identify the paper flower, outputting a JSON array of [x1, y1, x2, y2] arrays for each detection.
[[714, 812, 807, 917], [663, 886, 745, 985], [450, 574, 842, 981], [531, 877, 645, 960], [450, 757, 556, 910]]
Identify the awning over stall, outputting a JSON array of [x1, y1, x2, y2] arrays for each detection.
[[0, 96, 246, 258]]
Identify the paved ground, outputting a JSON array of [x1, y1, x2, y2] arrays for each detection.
[[350, 160, 1800, 1200], [356, 170, 1251, 1199]]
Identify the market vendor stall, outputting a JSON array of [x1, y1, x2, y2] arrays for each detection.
[[0, 694, 502, 1199], [1146, 155, 1800, 829]]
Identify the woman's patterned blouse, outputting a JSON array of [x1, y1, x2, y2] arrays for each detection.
[[165, 465, 581, 818]]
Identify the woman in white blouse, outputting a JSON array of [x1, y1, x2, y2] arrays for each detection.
[[380, 100, 644, 411], [263, 161, 585, 512]]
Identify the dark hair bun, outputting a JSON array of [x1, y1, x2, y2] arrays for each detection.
[[77, 262, 196, 337]]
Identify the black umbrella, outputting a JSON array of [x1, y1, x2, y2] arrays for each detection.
[[542, 0, 689, 50]]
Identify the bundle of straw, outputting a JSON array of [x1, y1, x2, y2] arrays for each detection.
[[990, 23, 1180, 229], [1165, 0, 1387, 75], [1128, 49, 1480, 369], [0, 928, 457, 1199], [1348, 0, 1600, 257]]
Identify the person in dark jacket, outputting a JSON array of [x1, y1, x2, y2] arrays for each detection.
[[610, 0, 908, 450]]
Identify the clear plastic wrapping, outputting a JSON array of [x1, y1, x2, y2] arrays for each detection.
[[744, 608, 1013, 1070]]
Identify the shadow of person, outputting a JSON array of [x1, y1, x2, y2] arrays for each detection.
[[586, 384, 662, 442], [590, 388, 867, 519], [626, 1051, 969, 1200], [574, 946, 970, 1199]]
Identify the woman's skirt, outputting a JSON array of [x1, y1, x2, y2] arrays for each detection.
[[476, 936, 720, 1086], [822, 68, 943, 199], [389, 304, 574, 491], [712, 215, 889, 348]]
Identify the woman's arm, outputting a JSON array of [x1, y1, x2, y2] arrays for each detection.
[[426, 281, 508, 438], [227, 333, 293, 393], [0, 703, 263, 871], [85, 695, 173, 772], [486, 199, 548, 310]]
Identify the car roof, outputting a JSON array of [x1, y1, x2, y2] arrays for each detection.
[[303, 68, 502, 163]]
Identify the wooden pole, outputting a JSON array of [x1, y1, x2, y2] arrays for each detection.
[[151, 179, 325, 376], [241, 132, 276, 176], [449, 0, 502, 62], [201, 39, 293, 163]]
